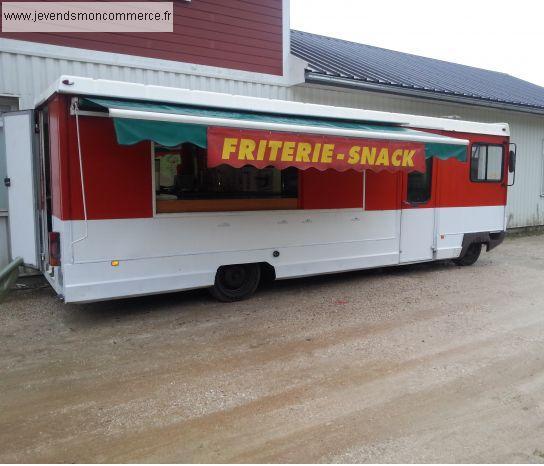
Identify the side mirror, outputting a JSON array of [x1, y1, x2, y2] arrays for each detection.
[[508, 150, 516, 173]]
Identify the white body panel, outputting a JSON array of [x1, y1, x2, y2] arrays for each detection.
[[50, 205, 506, 303], [434, 205, 506, 260], [400, 209, 436, 262], [3, 111, 39, 267]]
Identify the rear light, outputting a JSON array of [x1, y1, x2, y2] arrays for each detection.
[[49, 232, 61, 267]]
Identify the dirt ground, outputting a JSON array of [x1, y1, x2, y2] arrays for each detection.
[[2, 235, 544, 463]]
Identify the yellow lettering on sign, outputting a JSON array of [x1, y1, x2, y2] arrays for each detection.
[[239, 139, 256, 160], [391, 149, 403, 166], [375, 148, 389, 166], [256, 140, 267, 161], [348, 146, 360, 164], [281, 141, 296, 161], [222, 138, 238, 160], [321, 144, 335, 163], [268, 141, 283, 161], [312, 143, 322, 163], [295, 143, 312, 162], [361, 147, 376, 165], [402, 149, 416, 167]]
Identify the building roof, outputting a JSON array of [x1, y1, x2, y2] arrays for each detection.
[[291, 30, 544, 114]]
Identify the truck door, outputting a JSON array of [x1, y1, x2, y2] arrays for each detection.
[[400, 157, 436, 263], [3, 111, 40, 268]]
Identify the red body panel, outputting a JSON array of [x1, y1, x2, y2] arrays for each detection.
[[48, 95, 71, 220], [49, 97, 152, 220], [46, 97, 509, 220], [300, 169, 363, 209], [366, 130, 509, 211], [66, 116, 152, 220], [0, 0, 283, 75], [364, 171, 402, 211], [433, 131, 508, 208]]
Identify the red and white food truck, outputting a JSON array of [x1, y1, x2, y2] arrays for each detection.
[[3, 76, 515, 302]]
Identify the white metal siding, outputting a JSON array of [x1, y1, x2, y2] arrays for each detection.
[[0, 96, 19, 268], [1, 49, 543, 228]]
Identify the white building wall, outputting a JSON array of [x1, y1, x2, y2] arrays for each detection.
[[1, 43, 543, 230]]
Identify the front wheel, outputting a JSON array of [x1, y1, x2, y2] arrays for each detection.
[[209, 264, 261, 302], [453, 242, 482, 266]]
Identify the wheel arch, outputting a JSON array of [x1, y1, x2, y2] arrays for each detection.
[[459, 230, 506, 256]]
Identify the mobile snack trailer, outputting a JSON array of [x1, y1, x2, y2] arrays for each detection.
[[3, 76, 515, 302]]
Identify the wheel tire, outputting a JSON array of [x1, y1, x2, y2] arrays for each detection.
[[209, 263, 261, 302], [453, 242, 482, 266]]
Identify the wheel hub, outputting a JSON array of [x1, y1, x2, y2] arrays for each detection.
[[223, 266, 247, 290]]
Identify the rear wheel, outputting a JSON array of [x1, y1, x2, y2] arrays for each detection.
[[209, 263, 261, 302], [453, 242, 482, 266]]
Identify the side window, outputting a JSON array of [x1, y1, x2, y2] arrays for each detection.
[[470, 144, 504, 182], [407, 157, 433, 203]]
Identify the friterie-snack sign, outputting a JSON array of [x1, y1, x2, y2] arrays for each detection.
[[207, 127, 426, 172]]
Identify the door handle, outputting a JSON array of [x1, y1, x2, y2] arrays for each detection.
[[3, 177, 10, 188]]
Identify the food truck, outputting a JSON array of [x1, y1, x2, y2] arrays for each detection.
[[3, 76, 515, 302]]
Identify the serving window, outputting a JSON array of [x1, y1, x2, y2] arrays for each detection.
[[154, 143, 299, 213]]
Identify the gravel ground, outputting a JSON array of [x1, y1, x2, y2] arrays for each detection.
[[1, 235, 544, 463]]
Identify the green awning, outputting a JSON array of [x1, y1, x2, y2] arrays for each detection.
[[80, 97, 468, 161], [113, 118, 207, 148]]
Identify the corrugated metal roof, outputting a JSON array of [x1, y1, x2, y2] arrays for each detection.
[[291, 30, 544, 112]]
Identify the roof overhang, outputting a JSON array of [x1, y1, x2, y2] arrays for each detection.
[[306, 72, 544, 120]]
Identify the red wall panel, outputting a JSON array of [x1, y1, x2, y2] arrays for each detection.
[[66, 117, 153, 220], [436, 158, 508, 207], [47, 95, 71, 220], [364, 171, 401, 211], [48, 96, 153, 220], [363, 130, 509, 211], [422, 130, 509, 208], [0, 0, 283, 75], [47, 97, 508, 221], [300, 169, 363, 209]]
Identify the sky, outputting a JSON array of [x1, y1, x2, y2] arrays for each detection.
[[290, 0, 544, 88]]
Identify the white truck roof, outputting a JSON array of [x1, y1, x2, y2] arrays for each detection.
[[36, 75, 510, 137]]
